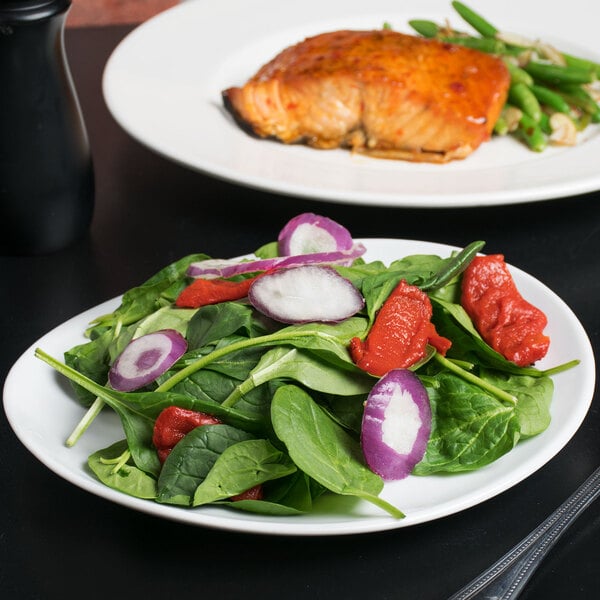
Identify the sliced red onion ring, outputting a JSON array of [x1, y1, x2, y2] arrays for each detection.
[[247, 265, 365, 324], [108, 329, 187, 392], [186, 257, 278, 279], [361, 369, 431, 481], [278, 212, 354, 255], [186, 243, 366, 279]]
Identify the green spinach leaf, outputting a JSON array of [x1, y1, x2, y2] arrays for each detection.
[[270, 384, 404, 518], [88, 440, 157, 499], [157, 424, 255, 505], [157, 317, 369, 392], [414, 373, 520, 475], [64, 328, 114, 406], [223, 346, 373, 408], [89, 253, 207, 331], [481, 369, 553, 437], [186, 302, 268, 349], [192, 439, 296, 506]]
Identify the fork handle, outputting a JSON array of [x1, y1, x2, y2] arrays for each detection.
[[448, 465, 600, 600]]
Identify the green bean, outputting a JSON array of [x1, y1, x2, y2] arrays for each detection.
[[538, 112, 552, 135], [408, 19, 439, 38], [529, 84, 572, 114], [557, 85, 600, 122], [493, 116, 509, 136], [504, 60, 534, 86], [451, 1, 498, 37], [574, 113, 592, 131], [563, 53, 600, 78], [440, 36, 505, 53], [524, 61, 595, 85], [515, 112, 547, 152], [508, 82, 542, 122]]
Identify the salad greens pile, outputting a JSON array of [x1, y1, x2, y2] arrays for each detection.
[[36, 236, 577, 519]]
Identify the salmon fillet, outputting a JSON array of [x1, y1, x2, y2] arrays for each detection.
[[223, 29, 510, 162]]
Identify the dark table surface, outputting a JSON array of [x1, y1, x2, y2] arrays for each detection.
[[1, 24, 599, 600]]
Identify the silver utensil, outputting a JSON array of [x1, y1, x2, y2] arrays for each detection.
[[448, 465, 600, 600]]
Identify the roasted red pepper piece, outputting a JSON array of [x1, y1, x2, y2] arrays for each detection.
[[461, 254, 550, 367], [175, 276, 257, 308], [350, 279, 451, 376], [153, 406, 221, 463], [230, 485, 264, 502]]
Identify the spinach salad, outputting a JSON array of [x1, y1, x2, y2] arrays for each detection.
[[36, 218, 578, 519]]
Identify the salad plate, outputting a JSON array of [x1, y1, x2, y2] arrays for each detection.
[[3, 239, 596, 536], [102, 0, 600, 208]]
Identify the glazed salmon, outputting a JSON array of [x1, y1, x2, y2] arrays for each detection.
[[223, 29, 510, 162]]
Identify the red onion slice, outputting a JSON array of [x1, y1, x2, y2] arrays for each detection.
[[186, 243, 366, 279], [361, 369, 431, 481], [247, 265, 365, 324], [278, 213, 354, 255], [108, 329, 188, 392]]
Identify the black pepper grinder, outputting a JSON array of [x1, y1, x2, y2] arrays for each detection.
[[0, 0, 94, 255]]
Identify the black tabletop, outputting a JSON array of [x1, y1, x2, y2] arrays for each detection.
[[1, 24, 599, 600]]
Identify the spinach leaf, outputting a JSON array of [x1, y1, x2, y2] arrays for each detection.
[[157, 424, 255, 505], [88, 440, 157, 499], [224, 499, 304, 516], [335, 260, 392, 290], [253, 240, 279, 258], [115, 402, 160, 475], [261, 471, 316, 512], [177, 341, 265, 379], [130, 305, 196, 338], [186, 302, 267, 349], [89, 253, 207, 331], [157, 317, 369, 392], [222, 346, 373, 408], [270, 384, 404, 518], [274, 318, 369, 367], [162, 363, 251, 405], [317, 392, 366, 436], [481, 369, 553, 438], [223, 472, 318, 515], [414, 373, 520, 475], [64, 328, 114, 406], [192, 439, 296, 506]]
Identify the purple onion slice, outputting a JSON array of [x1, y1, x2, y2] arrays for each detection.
[[361, 369, 431, 481], [108, 329, 187, 392], [247, 265, 365, 324], [278, 213, 355, 256], [186, 243, 366, 279]]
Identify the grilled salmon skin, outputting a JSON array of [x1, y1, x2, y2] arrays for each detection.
[[223, 29, 510, 162]]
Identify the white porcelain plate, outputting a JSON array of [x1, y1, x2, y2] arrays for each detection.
[[3, 239, 595, 535], [102, 0, 600, 208]]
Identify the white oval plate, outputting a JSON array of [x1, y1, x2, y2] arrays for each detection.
[[3, 239, 596, 535], [102, 0, 600, 208]]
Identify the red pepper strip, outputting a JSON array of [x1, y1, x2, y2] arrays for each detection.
[[461, 254, 550, 367], [175, 276, 258, 308], [350, 279, 451, 377], [153, 406, 221, 463], [230, 485, 264, 502]]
